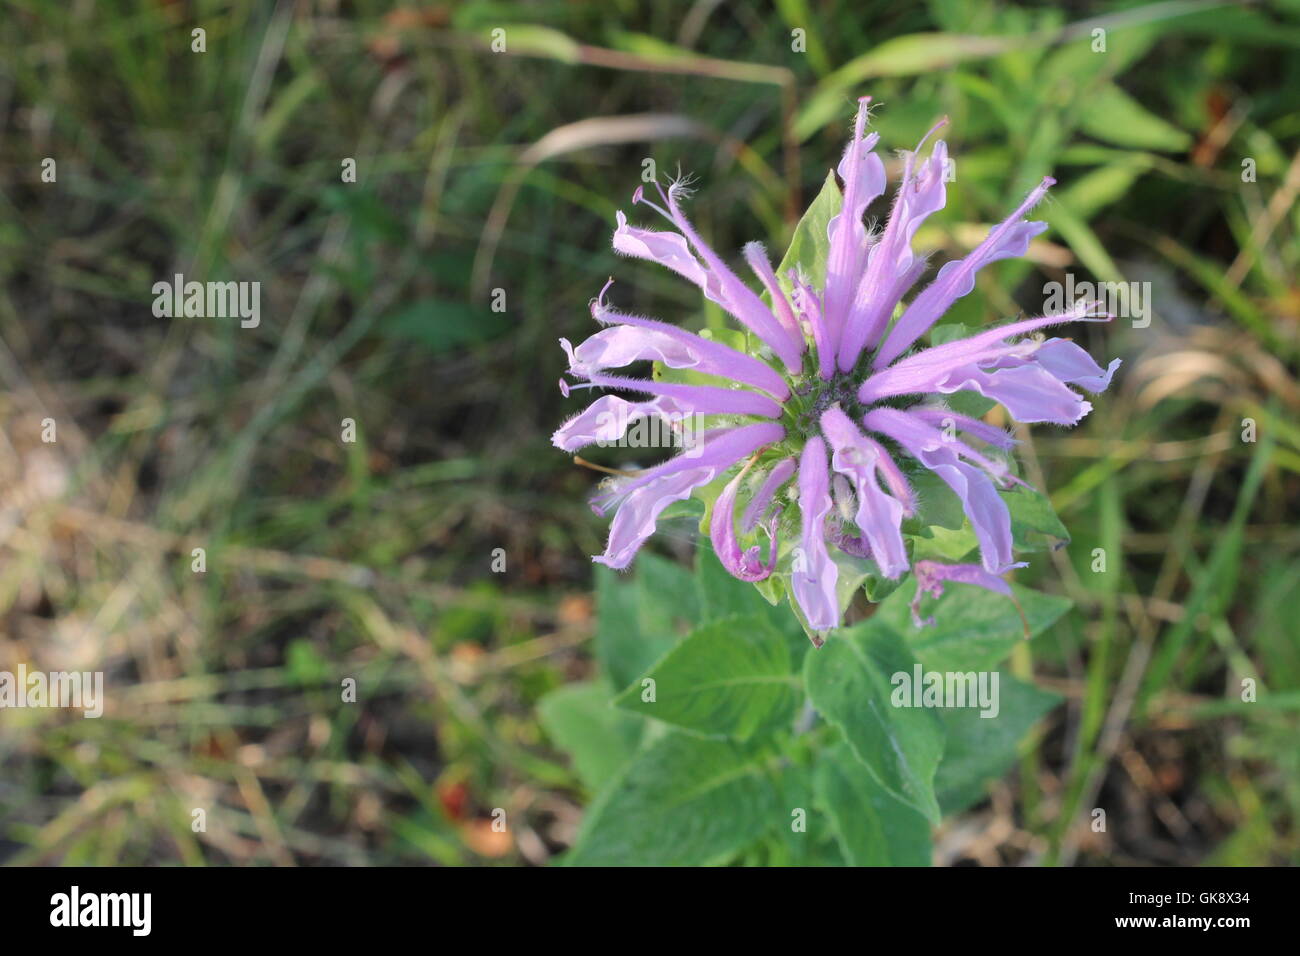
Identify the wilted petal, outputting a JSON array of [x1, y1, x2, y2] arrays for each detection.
[[819, 406, 908, 579], [874, 177, 1055, 369], [791, 437, 840, 632], [830, 525, 874, 559], [909, 560, 1026, 628], [864, 408, 1016, 574], [710, 466, 779, 582]]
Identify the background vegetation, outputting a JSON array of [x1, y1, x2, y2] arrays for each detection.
[[1, 0, 1296, 865]]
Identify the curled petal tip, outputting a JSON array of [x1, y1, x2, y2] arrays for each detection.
[[559, 337, 577, 368]]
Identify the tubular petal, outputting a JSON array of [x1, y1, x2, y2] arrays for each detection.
[[874, 177, 1055, 369], [819, 406, 909, 579], [552, 394, 694, 452], [612, 211, 711, 289], [1030, 338, 1122, 393], [928, 362, 1096, 425], [710, 465, 779, 582], [590, 295, 791, 399], [576, 372, 783, 419], [591, 422, 785, 569], [838, 134, 949, 370], [594, 466, 717, 570], [743, 241, 806, 346], [741, 457, 797, 532], [865, 408, 1016, 574], [789, 270, 836, 380], [908, 407, 1017, 449], [790, 437, 840, 632], [874, 323, 1122, 425], [658, 185, 805, 371], [561, 327, 699, 376], [823, 98, 886, 354]]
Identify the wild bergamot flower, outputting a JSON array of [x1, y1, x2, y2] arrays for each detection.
[[554, 98, 1119, 636]]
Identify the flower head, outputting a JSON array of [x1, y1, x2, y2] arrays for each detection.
[[554, 98, 1119, 638]]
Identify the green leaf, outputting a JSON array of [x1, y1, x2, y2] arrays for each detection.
[[769, 762, 846, 866], [1059, 155, 1155, 220], [1155, 6, 1300, 47], [875, 579, 1072, 672], [595, 553, 699, 692], [563, 732, 777, 866], [944, 390, 997, 419], [1046, 199, 1126, 285], [908, 523, 978, 563], [285, 639, 330, 687], [614, 614, 800, 741], [1078, 83, 1192, 152], [478, 24, 582, 63], [631, 551, 702, 624], [724, 484, 890, 647], [378, 298, 510, 353], [906, 467, 966, 531], [796, 33, 1022, 141], [694, 547, 811, 665], [1039, 24, 1162, 89], [935, 674, 1061, 813], [816, 742, 932, 866], [804, 619, 945, 823], [927, 321, 977, 348], [775, 169, 841, 290], [538, 682, 645, 792], [694, 543, 774, 621], [1003, 485, 1071, 552]]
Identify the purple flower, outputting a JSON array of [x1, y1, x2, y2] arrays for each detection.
[[554, 98, 1120, 637]]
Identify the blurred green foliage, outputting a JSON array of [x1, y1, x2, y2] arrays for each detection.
[[0, 0, 1297, 865]]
